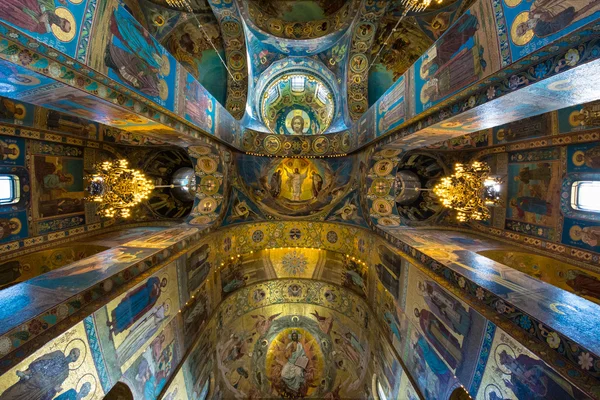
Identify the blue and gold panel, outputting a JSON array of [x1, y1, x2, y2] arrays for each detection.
[[102, 5, 177, 110], [120, 317, 183, 400], [0, 60, 57, 99], [506, 148, 562, 242], [91, 260, 181, 383], [0, 210, 28, 244], [0, 136, 26, 166], [0, 97, 36, 127], [492, 113, 551, 145], [562, 217, 600, 252], [0, 0, 89, 59], [567, 142, 600, 173], [501, 0, 600, 61], [413, 4, 501, 115], [558, 100, 600, 134], [405, 265, 488, 396], [25, 247, 158, 295], [375, 75, 406, 138], [475, 325, 587, 399], [0, 321, 105, 399], [183, 73, 215, 136]]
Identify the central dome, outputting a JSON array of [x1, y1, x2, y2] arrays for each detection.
[[261, 73, 334, 135]]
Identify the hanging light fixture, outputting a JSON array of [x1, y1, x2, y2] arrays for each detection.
[[432, 161, 502, 222], [399, 0, 443, 13], [368, 0, 444, 73], [86, 160, 195, 219]]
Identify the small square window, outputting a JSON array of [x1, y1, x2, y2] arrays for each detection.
[[0, 175, 20, 205], [291, 76, 305, 93], [316, 84, 329, 104], [571, 181, 600, 212], [266, 86, 280, 103]]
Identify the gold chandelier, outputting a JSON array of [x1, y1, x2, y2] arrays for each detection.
[[400, 0, 443, 13], [433, 162, 501, 222], [86, 160, 155, 218]]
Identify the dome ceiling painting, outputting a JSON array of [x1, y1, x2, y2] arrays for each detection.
[[233, 154, 360, 220], [253, 57, 346, 135], [260, 73, 334, 135]]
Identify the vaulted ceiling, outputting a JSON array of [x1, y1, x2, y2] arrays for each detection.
[[121, 0, 473, 133]]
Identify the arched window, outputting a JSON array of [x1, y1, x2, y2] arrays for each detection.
[[0, 175, 20, 205], [316, 84, 329, 104], [571, 180, 600, 212], [291, 75, 306, 93]]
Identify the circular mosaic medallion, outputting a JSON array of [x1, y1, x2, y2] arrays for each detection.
[[189, 216, 212, 225], [222, 20, 241, 36], [200, 176, 220, 195], [252, 230, 264, 243], [197, 197, 217, 214], [374, 159, 395, 176], [249, 288, 266, 306], [223, 237, 232, 252], [356, 22, 375, 41], [0, 336, 12, 356], [326, 230, 338, 243], [340, 131, 351, 152], [312, 136, 329, 154], [349, 54, 368, 74], [228, 51, 246, 70], [263, 135, 281, 154], [377, 216, 400, 227], [289, 228, 301, 240], [372, 198, 393, 215], [197, 157, 218, 174], [371, 178, 392, 196]]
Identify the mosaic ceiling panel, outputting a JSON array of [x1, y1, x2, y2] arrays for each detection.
[[261, 74, 335, 135], [245, 0, 357, 39], [124, 0, 248, 119], [252, 57, 345, 134]]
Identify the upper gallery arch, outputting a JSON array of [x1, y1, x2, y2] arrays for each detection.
[[238, 0, 361, 55], [123, 0, 249, 119]]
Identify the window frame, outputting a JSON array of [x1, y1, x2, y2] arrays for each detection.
[[266, 85, 280, 104], [571, 180, 600, 213], [316, 83, 329, 104], [0, 174, 20, 205], [290, 75, 305, 93]]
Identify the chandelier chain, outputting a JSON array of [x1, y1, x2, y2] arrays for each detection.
[[166, 0, 236, 81], [368, 0, 443, 73]]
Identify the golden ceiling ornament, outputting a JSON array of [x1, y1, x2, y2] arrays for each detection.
[[86, 160, 196, 219], [432, 161, 501, 222], [399, 0, 444, 13], [86, 160, 155, 219]]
